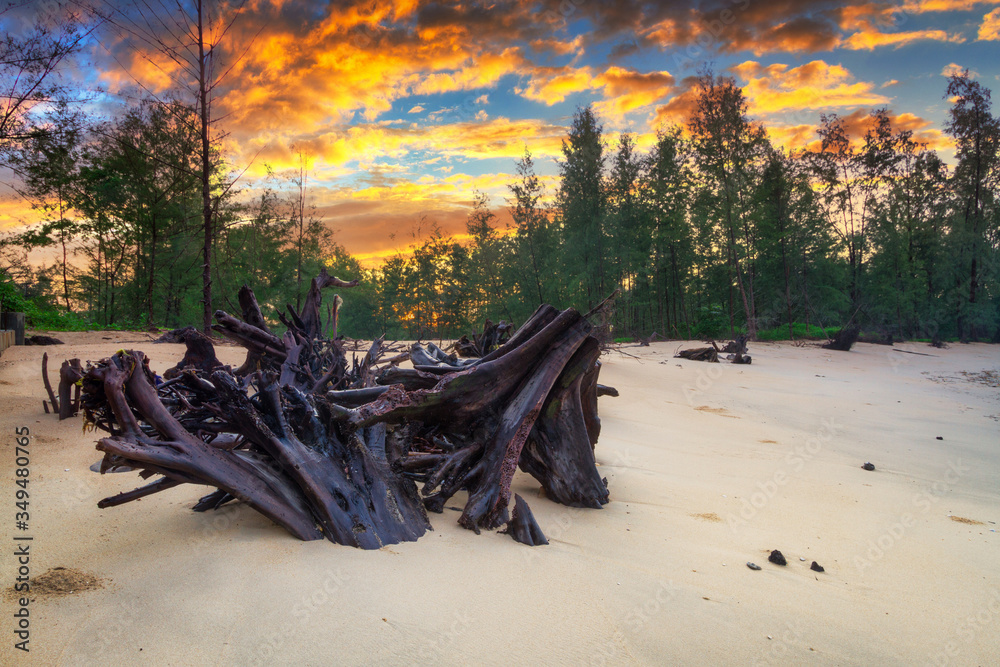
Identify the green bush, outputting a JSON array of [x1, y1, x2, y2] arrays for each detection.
[[2, 275, 108, 331], [756, 322, 840, 341]]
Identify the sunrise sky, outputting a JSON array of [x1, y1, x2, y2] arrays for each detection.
[[4, 0, 1000, 265]]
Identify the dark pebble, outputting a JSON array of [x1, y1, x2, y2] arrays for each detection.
[[747, 562, 761, 571], [768, 550, 787, 566], [863, 462, 875, 471], [810, 561, 825, 572], [936, 436, 943, 440]]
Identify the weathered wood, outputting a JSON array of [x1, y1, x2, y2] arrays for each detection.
[[78, 276, 615, 549], [503, 494, 548, 546], [163, 328, 225, 379], [97, 477, 181, 508], [454, 318, 512, 358], [1, 311, 25, 345], [519, 337, 609, 508], [678, 338, 752, 364], [676, 344, 719, 362], [83, 352, 324, 541], [42, 352, 59, 414], [823, 325, 860, 351], [58, 358, 83, 420], [722, 335, 748, 354], [298, 267, 357, 340]]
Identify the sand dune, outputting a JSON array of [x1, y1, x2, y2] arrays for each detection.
[[1, 332, 998, 665]]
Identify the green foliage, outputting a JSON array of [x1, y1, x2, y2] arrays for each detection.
[[4, 75, 998, 344], [1, 270, 96, 330], [756, 323, 840, 341]]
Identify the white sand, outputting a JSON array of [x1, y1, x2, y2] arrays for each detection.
[[1, 333, 998, 665]]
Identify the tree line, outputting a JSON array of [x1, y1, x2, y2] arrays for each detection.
[[337, 70, 999, 343], [0, 3, 997, 342]]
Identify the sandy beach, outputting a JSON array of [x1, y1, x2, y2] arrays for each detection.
[[1, 332, 998, 665]]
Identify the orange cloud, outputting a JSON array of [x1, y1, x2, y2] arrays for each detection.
[[941, 62, 980, 77], [786, 109, 955, 153], [650, 78, 701, 129], [517, 64, 674, 118], [979, 8, 1000, 39], [516, 66, 596, 105], [732, 60, 890, 114], [236, 116, 570, 181], [766, 124, 820, 152], [592, 67, 674, 118], [843, 27, 965, 49], [900, 0, 1000, 12]]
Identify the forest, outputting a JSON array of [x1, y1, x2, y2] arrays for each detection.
[[1, 6, 998, 343]]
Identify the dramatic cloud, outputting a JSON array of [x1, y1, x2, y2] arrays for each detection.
[[979, 8, 1000, 39], [732, 60, 890, 114], [901, 0, 1000, 12], [842, 27, 965, 49], [5, 0, 993, 262], [773, 108, 954, 152]]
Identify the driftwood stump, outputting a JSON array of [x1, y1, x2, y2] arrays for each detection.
[[79, 278, 616, 549], [823, 325, 860, 351]]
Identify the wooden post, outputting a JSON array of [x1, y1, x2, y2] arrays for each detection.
[[1, 312, 25, 345], [0, 330, 15, 355]]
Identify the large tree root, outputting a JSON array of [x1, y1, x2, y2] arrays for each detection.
[[78, 277, 617, 549]]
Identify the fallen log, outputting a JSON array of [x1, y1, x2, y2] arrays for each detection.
[[676, 342, 720, 363], [677, 337, 753, 364], [823, 325, 861, 352], [79, 278, 615, 549]]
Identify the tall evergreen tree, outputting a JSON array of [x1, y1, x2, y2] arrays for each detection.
[[557, 106, 606, 310], [689, 71, 768, 337], [507, 146, 551, 311], [944, 71, 1000, 340], [645, 125, 694, 337]]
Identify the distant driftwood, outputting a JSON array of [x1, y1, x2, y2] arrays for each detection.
[[676, 335, 751, 364], [823, 324, 861, 351]]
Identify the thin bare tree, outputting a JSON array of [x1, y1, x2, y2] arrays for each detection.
[[87, 0, 257, 332]]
